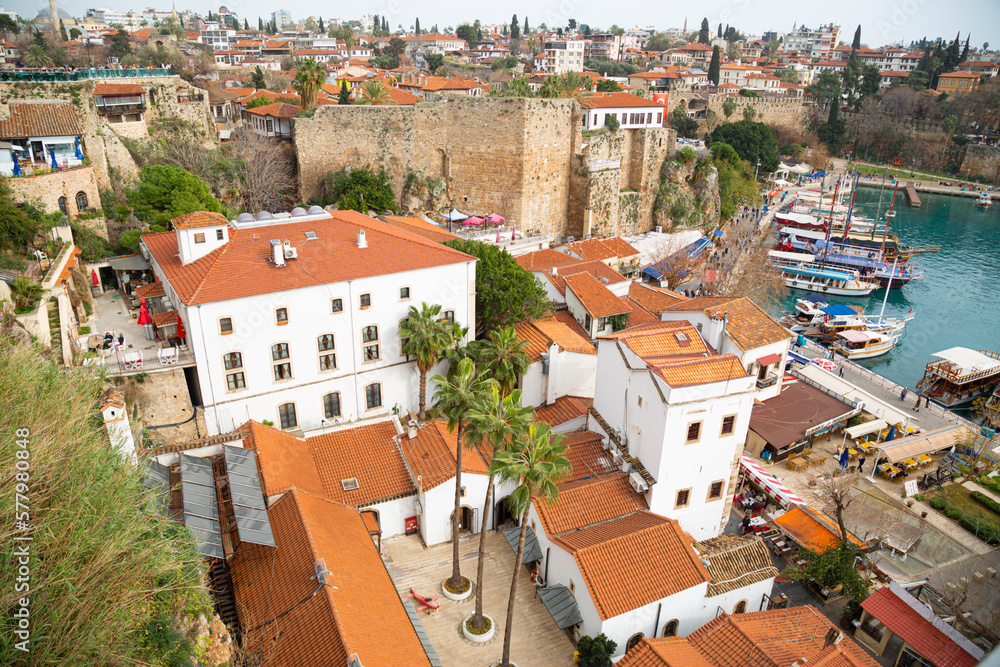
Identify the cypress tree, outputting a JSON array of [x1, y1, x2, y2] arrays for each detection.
[[524, 17, 529, 35], [318, 17, 324, 34], [959, 34, 970, 64], [338, 80, 350, 104], [258, 17, 263, 31], [698, 18, 710, 44], [708, 45, 721, 85], [373, 14, 379, 34], [851, 25, 861, 50], [382, 17, 388, 33], [243, 18, 249, 31], [511, 14, 520, 40], [717, 23, 722, 39], [415, 17, 420, 35]]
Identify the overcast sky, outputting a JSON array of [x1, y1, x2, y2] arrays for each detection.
[[18, 0, 1000, 47]]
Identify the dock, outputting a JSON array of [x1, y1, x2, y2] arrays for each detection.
[[904, 182, 922, 207]]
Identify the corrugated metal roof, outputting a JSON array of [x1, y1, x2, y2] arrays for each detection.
[[179, 453, 224, 559], [502, 525, 542, 563], [0, 102, 81, 139], [538, 585, 584, 629], [223, 446, 275, 547]]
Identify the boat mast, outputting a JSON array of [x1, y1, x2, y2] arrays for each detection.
[[821, 179, 840, 269], [841, 166, 860, 249], [880, 181, 899, 257], [870, 164, 890, 240], [878, 257, 897, 321]]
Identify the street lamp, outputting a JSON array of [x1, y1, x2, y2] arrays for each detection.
[[754, 158, 761, 182]]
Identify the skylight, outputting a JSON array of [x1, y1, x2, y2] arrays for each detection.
[[341, 478, 360, 491]]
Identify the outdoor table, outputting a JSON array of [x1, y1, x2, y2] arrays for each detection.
[[902, 458, 920, 471], [877, 463, 899, 479], [121, 351, 142, 371], [917, 454, 933, 467], [788, 456, 805, 470]]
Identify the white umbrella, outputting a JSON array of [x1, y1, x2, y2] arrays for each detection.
[[443, 209, 468, 221]]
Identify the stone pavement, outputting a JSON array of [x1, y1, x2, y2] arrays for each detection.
[[382, 532, 576, 667]]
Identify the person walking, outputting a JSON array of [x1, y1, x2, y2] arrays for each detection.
[[900, 387, 908, 402], [857, 455, 866, 474], [839, 366, 845, 378]]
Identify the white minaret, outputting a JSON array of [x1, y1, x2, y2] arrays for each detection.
[[100, 387, 136, 459]]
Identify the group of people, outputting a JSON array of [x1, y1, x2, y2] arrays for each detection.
[[101, 331, 124, 350]]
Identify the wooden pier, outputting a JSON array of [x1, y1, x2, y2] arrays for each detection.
[[904, 182, 922, 207]]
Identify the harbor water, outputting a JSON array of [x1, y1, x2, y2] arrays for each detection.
[[777, 186, 1000, 392]]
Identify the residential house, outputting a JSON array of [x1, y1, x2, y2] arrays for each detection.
[[0, 101, 84, 172], [936, 70, 980, 96], [231, 40, 262, 57], [93, 83, 147, 124], [579, 92, 665, 131], [556, 236, 642, 277], [880, 70, 910, 87], [663, 42, 714, 64], [718, 63, 764, 88], [402, 33, 467, 62], [781, 24, 841, 59], [261, 40, 294, 58], [139, 209, 477, 436], [242, 56, 280, 71], [396, 75, 489, 99], [618, 606, 879, 666], [0, 39, 20, 67], [564, 271, 633, 339], [584, 33, 623, 62], [516, 248, 631, 305], [587, 320, 756, 539], [514, 314, 596, 411], [245, 102, 298, 138], [213, 49, 244, 66], [199, 23, 236, 50], [293, 48, 340, 63], [964, 61, 999, 79], [542, 39, 586, 74]]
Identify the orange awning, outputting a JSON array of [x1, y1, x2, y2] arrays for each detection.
[[773, 506, 863, 552]]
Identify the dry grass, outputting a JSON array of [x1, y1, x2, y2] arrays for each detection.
[[0, 341, 209, 665]]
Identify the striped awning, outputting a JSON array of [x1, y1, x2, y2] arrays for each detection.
[[740, 455, 805, 507]]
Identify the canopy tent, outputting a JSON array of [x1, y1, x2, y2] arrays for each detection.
[[773, 179, 791, 186], [712, 229, 724, 238], [845, 419, 889, 440], [463, 216, 485, 226], [838, 330, 874, 343], [790, 163, 811, 174], [805, 294, 828, 303], [442, 209, 468, 221], [873, 426, 969, 464], [930, 347, 1000, 378], [821, 304, 859, 317], [739, 455, 805, 508], [421, 215, 440, 226]]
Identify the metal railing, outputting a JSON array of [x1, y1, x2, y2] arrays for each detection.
[[177, 94, 205, 103], [96, 102, 146, 114], [0, 67, 174, 82], [756, 375, 779, 389]]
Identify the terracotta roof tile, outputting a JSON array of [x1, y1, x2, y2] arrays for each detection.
[[230, 490, 432, 667], [564, 272, 631, 319], [662, 296, 792, 351], [142, 210, 474, 306], [559, 259, 629, 285], [561, 236, 640, 261], [627, 282, 687, 315], [241, 421, 325, 497], [618, 296, 657, 325], [398, 420, 489, 491], [514, 316, 596, 361], [516, 248, 584, 271], [556, 511, 711, 620], [617, 637, 716, 667], [0, 102, 81, 139], [534, 397, 595, 434], [381, 215, 459, 242], [654, 355, 748, 387], [133, 282, 165, 298], [246, 101, 301, 117], [696, 534, 778, 596], [580, 91, 662, 109], [150, 309, 177, 327], [171, 211, 229, 230], [534, 472, 646, 535], [92, 83, 146, 95]]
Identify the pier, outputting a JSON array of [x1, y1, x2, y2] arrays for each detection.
[[904, 182, 922, 207]]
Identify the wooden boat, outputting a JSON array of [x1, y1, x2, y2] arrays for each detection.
[[776, 228, 923, 287], [977, 192, 993, 208], [768, 251, 878, 297], [830, 330, 898, 359], [916, 348, 1000, 408]]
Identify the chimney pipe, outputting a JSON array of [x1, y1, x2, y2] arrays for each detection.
[[407, 419, 418, 439], [358, 229, 367, 248], [270, 239, 285, 266]]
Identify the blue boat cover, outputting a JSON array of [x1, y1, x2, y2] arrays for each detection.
[[712, 229, 724, 237], [820, 305, 857, 316]]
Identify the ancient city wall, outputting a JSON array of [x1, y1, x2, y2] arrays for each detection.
[[8, 165, 107, 238], [961, 144, 1000, 182]]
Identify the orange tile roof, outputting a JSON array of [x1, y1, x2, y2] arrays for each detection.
[[939, 70, 979, 78], [150, 309, 178, 327], [142, 210, 474, 306], [534, 397, 595, 434], [564, 272, 631, 319], [556, 429, 613, 482], [246, 101, 301, 118], [555, 511, 711, 620], [560, 259, 629, 285], [92, 83, 146, 95], [618, 637, 716, 667], [514, 316, 596, 362], [240, 421, 325, 497], [516, 248, 584, 271], [534, 472, 646, 536], [580, 91, 662, 109], [398, 420, 489, 491], [385, 86, 423, 104], [0, 102, 81, 139], [627, 282, 687, 316], [133, 281, 165, 298], [655, 355, 747, 387], [171, 211, 229, 230], [381, 215, 459, 242], [230, 489, 432, 667], [662, 296, 792, 351], [618, 297, 657, 325]]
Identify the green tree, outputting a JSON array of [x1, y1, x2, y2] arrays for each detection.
[[0, 179, 46, 250], [577, 634, 619, 667], [596, 78, 622, 92], [250, 65, 266, 89], [318, 17, 324, 33], [510, 14, 520, 39], [807, 70, 842, 108], [776, 66, 799, 84], [23, 43, 53, 67], [442, 240, 551, 337], [292, 58, 327, 109], [816, 86, 848, 154], [258, 17, 263, 30], [851, 25, 862, 50], [722, 96, 737, 119], [321, 164, 396, 212], [456, 23, 476, 45], [706, 119, 780, 173], [959, 34, 969, 64], [492, 422, 570, 667], [784, 542, 869, 603], [474, 325, 530, 397], [605, 113, 620, 131], [433, 357, 490, 595], [645, 32, 671, 51], [464, 386, 533, 633], [944, 31, 962, 71], [742, 104, 756, 121], [669, 105, 699, 139], [359, 80, 393, 104], [710, 141, 761, 219], [523, 16, 529, 35], [245, 93, 272, 108], [708, 45, 721, 85], [492, 77, 533, 98], [859, 63, 881, 102], [126, 165, 221, 231], [698, 18, 710, 44], [399, 303, 454, 419], [0, 14, 19, 35], [58, 19, 68, 42], [107, 29, 132, 58], [414, 17, 421, 35], [425, 52, 444, 73], [338, 80, 350, 104]]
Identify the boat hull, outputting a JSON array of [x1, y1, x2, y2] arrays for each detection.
[[831, 341, 896, 359], [782, 277, 876, 297]]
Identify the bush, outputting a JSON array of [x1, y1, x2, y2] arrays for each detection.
[[928, 497, 946, 510], [70, 221, 122, 261], [970, 490, 1000, 516], [959, 515, 1000, 544], [320, 165, 397, 213], [0, 250, 26, 272], [977, 475, 1000, 495], [577, 633, 618, 667], [913, 493, 925, 502], [679, 146, 698, 163], [605, 114, 620, 131], [944, 506, 962, 519]]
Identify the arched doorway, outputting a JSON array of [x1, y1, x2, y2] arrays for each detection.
[[453, 506, 474, 533], [662, 620, 679, 637], [495, 495, 515, 529]]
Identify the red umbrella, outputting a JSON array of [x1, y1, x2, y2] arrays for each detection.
[[463, 216, 485, 226], [136, 298, 152, 326], [91, 269, 99, 286], [485, 213, 505, 224], [811, 358, 838, 371], [176, 314, 186, 341]]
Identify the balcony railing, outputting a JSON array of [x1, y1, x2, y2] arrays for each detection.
[[177, 94, 205, 103], [756, 375, 779, 389], [96, 102, 146, 114], [0, 67, 174, 82]]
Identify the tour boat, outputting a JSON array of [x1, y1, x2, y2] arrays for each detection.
[[916, 347, 1000, 408], [830, 330, 898, 360], [977, 192, 993, 208], [768, 251, 878, 297], [776, 228, 923, 288]]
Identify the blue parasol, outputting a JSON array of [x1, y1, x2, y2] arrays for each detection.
[[838, 448, 850, 469], [11, 152, 20, 176], [885, 425, 896, 442], [49, 147, 58, 169], [74, 137, 84, 160]]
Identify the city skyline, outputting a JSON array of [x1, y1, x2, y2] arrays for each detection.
[[14, 0, 1000, 46]]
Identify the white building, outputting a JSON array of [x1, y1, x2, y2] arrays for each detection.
[[587, 320, 757, 540], [200, 24, 237, 49], [781, 24, 841, 59], [542, 39, 586, 74], [140, 209, 477, 437], [514, 314, 596, 411], [579, 92, 665, 131], [271, 9, 293, 30]]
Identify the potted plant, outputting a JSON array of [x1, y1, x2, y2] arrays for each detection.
[[462, 612, 494, 642]]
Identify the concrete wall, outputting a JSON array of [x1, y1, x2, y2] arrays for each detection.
[[961, 144, 1000, 182]]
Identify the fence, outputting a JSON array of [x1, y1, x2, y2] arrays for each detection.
[[0, 68, 174, 82]]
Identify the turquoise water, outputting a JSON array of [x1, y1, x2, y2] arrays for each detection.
[[777, 186, 1000, 391]]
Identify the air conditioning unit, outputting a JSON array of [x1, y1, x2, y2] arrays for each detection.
[[601, 438, 610, 451], [612, 450, 623, 465], [283, 241, 297, 259], [629, 471, 649, 494]]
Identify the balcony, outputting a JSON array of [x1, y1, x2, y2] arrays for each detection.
[[756, 375, 779, 390], [96, 102, 146, 114]]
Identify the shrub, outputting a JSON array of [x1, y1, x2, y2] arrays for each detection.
[[0, 250, 26, 272], [970, 490, 1000, 516], [320, 165, 397, 213], [959, 515, 1000, 544], [928, 497, 946, 510], [605, 114, 620, 131], [78, 326, 91, 334], [913, 493, 925, 502], [944, 506, 962, 520], [977, 475, 1000, 495], [577, 633, 618, 667], [679, 146, 698, 163]]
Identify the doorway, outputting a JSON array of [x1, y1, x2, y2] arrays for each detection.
[[457, 506, 473, 532], [495, 496, 516, 529]]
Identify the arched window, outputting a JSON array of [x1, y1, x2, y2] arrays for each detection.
[[734, 599, 748, 614], [58, 197, 68, 215], [75, 191, 88, 211], [626, 633, 644, 652], [662, 620, 679, 637]]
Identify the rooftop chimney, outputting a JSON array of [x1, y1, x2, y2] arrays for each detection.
[[551, 266, 558, 275], [407, 419, 418, 440], [270, 239, 285, 266], [358, 229, 367, 248]]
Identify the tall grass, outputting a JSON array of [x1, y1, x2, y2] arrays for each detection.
[[0, 341, 209, 665]]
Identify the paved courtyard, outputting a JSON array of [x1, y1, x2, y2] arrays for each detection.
[[382, 532, 576, 667], [85, 290, 194, 374]]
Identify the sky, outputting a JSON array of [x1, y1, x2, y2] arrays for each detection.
[[14, 0, 1000, 48]]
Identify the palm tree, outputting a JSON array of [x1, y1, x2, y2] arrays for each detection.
[[292, 58, 326, 109], [399, 302, 453, 420], [359, 80, 393, 105], [432, 357, 489, 594], [441, 320, 472, 371], [491, 422, 569, 667], [24, 44, 53, 68], [560, 70, 593, 101], [464, 386, 534, 632], [475, 325, 530, 397]]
